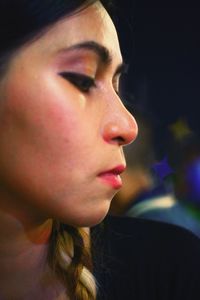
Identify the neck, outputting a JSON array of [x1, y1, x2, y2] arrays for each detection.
[[0, 211, 66, 299]]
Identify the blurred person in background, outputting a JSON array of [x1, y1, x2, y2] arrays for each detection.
[[109, 109, 200, 238], [166, 119, 200, 235]]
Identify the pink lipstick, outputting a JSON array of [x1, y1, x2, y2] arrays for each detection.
[[98, 165, 125, 189]]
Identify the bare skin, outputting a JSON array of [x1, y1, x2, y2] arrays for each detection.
[[0, 2, 137, 299], [109, 168, 153, 215], [0, 213, 67, 299]]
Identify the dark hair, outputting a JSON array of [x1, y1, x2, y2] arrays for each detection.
[[0, 0, 94, 50], [0, 1, 113, 299], [0, 0, 112, 75]]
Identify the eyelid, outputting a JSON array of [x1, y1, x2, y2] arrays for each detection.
[[59, 71, 96, 93], [59, 71, 95, 81], [58, 70, 122, 96]]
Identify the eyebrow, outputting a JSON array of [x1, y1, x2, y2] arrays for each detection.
[[59, 41, 127, 76]]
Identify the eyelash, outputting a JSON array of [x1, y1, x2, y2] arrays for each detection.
[[59, 72, 96, 93]]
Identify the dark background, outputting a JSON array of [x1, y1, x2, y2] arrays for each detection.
[[115, 0, 200, 157]]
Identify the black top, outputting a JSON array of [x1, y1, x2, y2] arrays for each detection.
[[92, 216, 200, 300]]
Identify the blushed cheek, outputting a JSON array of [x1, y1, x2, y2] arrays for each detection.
[[0, 72, 92, 191]]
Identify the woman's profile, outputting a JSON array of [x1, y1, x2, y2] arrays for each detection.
[[0, 0, 137, 299], [2, 1, 200, 300]]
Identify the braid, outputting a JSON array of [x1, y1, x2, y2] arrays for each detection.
[[48, 221, 96, 300]]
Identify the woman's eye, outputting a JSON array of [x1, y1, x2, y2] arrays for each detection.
[[59, 72, 96, 93]]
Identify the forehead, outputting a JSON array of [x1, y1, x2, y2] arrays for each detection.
[[26, 2, 122, 64]]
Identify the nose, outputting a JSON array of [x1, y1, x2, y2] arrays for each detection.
[[102, 98, 138, 146]]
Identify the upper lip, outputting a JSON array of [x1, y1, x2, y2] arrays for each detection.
[[98, 165, 126, 176]]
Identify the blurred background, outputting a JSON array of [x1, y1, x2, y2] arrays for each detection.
[[114, 0, 200, 160], [109, 0, 200, 237], [116, 0, 200, 136]]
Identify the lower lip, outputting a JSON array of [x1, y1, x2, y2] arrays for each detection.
[[98, 173, 122, 189]]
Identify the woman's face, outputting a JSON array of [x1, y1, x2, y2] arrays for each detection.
[[0, 2, 137, 226]]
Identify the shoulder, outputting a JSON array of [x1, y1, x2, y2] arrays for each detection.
[[105, 215, 200, 244], [93, 216, 200, 300], [104, 215, 200, 265]]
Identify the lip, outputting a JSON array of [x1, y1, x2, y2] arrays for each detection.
[[98, 165, 126, 189]]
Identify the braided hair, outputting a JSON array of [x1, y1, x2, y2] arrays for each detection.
[[0, 0, 113, 298], [48, 221, 96, 299]]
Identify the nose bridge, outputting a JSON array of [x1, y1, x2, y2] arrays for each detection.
[[103, 94, 138, 145]]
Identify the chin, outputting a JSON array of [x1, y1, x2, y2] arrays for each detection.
[[86, 213, 109, 227], [65, 206, 110, 228], [86, 202, 113, 227]]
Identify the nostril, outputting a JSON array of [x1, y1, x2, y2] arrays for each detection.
[[111, 136, 126, 145], [103, 120, 138, 146], [102, 104, 138, 146]]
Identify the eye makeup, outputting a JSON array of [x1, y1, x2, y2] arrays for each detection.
[[59, 72, 96, 93]]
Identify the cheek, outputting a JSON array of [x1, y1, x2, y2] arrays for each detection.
[[0, 69, 102, 211], [0, 76, 96, 196], [1, 72, 86, 148]]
